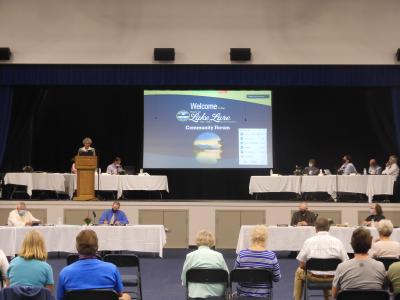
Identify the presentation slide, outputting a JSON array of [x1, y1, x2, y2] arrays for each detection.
[[143, 90, 273, 169]]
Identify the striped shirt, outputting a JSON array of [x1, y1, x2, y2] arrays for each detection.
[[234, 249, 281, 298]]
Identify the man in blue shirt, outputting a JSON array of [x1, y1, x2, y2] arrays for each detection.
[[57, 229, 130, 300], [99, 201, 129, 225]]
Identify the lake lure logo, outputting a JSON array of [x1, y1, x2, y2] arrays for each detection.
[[176, 110, 190, 122], [176, 103, 234, 124]]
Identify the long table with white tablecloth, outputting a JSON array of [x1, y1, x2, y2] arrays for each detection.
[[237, 225, 400, 254], [4, 173, 169, 199], [249, 175, 394, 202], [0, 224, 167, 257]]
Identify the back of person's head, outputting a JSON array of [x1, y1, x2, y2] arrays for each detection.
[[377, 219, 393, 237], [375, 204, 383, 216], [196, 230, 215, 248], [390, 155, 398, 163], [19, 230, 47, 261], [351, 227, 372, 254], [315, 217, 330, 232], [76, 229, 98, 256], [250, 225, 268, 245]]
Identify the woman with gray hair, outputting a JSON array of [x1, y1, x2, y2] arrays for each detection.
[[78, 137, 96, 156], [181, 230, 229, 299], [370, 219, 400, 258]]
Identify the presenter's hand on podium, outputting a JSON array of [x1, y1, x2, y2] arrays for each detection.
[[25, 221, 33, 226]]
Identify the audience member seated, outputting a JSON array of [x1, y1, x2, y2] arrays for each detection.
[[332, 227, 385, 298], [0, 249, 9, 286], [338, 154, 357, 175], [369, 219, 400, 258], [57, 229, 130, 300], [8, 202, 40, 227], [99, 201, 129, 225], [294, 217, 348, 300], [387, 260, 400, 294], [234, 225, 281, 298], [181, 230, 229, 299], [368, 159, 382, 175], [363, 203, 385, 226], [6, 230, 54, 291], [290, 202, 317, 226]]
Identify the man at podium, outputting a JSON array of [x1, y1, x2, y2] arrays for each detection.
[[78, 137, 96, 156]]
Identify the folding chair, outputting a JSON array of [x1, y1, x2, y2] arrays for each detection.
[[64, 289, 119, 300], [304, 258, 342, 300], [375, 257, 400, 271], [66, 253, 102, 265], [185, 268, 229, 300], [336, 289, 389, 300], [229, 268, 274, 300], [104, 254, 142, 300]]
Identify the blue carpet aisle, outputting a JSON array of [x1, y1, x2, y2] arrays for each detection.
[[48, 250, 298, 300]]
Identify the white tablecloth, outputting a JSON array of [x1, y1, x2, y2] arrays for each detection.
[[249, 176, 301, 195], [301, 175, 337, 198], [0, 225, 167, 257], [237, 225, 384, 253], [4, 173, 68, 196], [249, 175, 394, 203], [5, 173, 169, 199]]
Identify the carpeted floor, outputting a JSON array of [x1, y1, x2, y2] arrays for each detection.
[[48, 249, 317, 300]]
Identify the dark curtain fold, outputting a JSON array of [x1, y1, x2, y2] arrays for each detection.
[[0, 86, 13, 169], [392, 87, 400, 153]]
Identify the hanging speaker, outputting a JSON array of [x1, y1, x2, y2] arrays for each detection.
[[230, 48, 251, 61], [0, 48, 11, 60], [154, 48, 175, 61]]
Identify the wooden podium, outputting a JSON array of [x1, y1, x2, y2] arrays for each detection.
[[73, 155, 98, 201]]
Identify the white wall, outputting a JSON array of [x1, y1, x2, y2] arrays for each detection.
[[0, 0, 399, 64]]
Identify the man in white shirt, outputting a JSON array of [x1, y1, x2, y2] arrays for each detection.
[[382, 155, 399, 179], [7, 202, 40, 227], [293, 217, 348, 300]]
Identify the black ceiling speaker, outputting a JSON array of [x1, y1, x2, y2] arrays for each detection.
[[154, 48, 175, 61], [397, 48, 400, 62], [230, 48, 251, 61], [0, 48, 11, 60]]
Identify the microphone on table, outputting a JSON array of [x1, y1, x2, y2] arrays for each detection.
[[92, 211, 97, 224]]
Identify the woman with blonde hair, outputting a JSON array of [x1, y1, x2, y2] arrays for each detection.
[[6, 230, 54, 290], [235, 225, 281, 298], [181, 230, 229, 299], [370, 219, 400, 258]]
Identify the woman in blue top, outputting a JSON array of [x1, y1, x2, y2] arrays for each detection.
[[235, 225, 281, 298], [6, 230, 54, 291]]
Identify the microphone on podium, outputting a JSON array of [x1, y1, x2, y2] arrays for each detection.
[[92, 211, 97, 224]]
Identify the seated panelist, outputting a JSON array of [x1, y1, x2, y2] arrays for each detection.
[[291, 202, 317, 226], [8, 202, 40, 227], [78, 137, 96, 156], [303, 159, 319, 176], [99, 201, 129, 225], [107, 157, 125, 175]]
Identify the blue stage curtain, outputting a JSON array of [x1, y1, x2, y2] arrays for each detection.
[[0, 86, 12, 169], [392, 87, 400, 154]]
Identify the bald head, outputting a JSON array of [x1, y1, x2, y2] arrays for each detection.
[[17, 202, 26, 211], [299, 202, 308, 213]]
